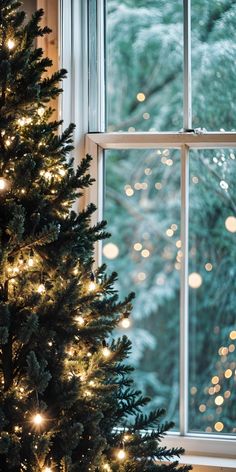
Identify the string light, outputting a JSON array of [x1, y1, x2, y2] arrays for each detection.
[[133, 242, 142, 251], [225, 216, 236, 233], [117, 448, 126, 460], [28, 250, 34, 267], [75, 315, 85, 326], [0, 177, 9, 191], [102, 341, 111, 358], [43, 467, 52, 472], [38, 107, 45, 117], [103, 464, 111, 472], [141, 249, 150, 258], [214, 421, 224, 432], [215, 395, 224, 406], [188, 272, 202, 289], [58, 168, 66, 177], [103, 242, 119, 260], [102, 346, 111, 358], [7, 39, 15, 50], [88, 281, 97, 292], [136, 92, 145, 102], [120, 314, 131, 329], [37, 284, 46, 294], [32, 413, 45, 426]]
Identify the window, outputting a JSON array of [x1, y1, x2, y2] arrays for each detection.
[[62, 0, 236, 463]]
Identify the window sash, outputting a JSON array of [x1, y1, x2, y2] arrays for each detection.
[[86, 132, 236, 451]]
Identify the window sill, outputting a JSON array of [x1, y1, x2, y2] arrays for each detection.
[[162, 434, 236, 469], [179, 455, 236, 469]]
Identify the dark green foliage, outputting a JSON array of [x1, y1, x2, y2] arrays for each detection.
[[0, 1, 191, 471]]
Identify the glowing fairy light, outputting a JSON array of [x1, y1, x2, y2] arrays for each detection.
[[7, 39, 15, 50], [103, 464, 111, 472], [188, 272, 202, 289], [103, 243, 119, 260], [224, 369, 232, 378], [199, 404, 206, 412], [117, 449, 126, 460], [141, 249, 150, 258], [88, 281, 97, 292], [58, 168, 66, 177], [215, 395, 224, 406], [28, 257, 34, 267], [0, 178, 9, 191], [211, 376, 219, 385], [38, 107, 45, 117], [120, 317, 131, 329], [136, 92, 145, 102], [32, 413, 45, 426], [220, 180, 228, 190], [37, 284, 46, 294], [102, 346, 111, 358], [43, 467, 52, 472], [214, 421, 224, 432], [225, 216, 236, 233], [75, 315, 85, 326], [125, 187, 134, 197], [133, 242, 142, 251], [166, 229, 174, 237], [120, 312, 131, 328]]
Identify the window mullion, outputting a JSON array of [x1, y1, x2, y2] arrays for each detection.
[[183, 0, 192, 130], [88, 0, 105, 132], [180, 144, 189, 435]]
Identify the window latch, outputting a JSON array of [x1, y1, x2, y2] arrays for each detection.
[[180, 127, 207, 134]]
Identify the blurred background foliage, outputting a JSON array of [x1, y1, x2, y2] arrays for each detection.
[[104, 0, 236, 434]]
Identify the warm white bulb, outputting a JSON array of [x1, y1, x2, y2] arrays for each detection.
[[117, 449, 126, 460], [32, 413, 44, 426], [7, 39, 15, 50], [88, 281, 97, 292], [37, 284, 46, 294], [38, 107, 45, 117], [102, 347, 111, 358], [225, 216, 236, 233], [58, 168, 66, 177], [120, 318, 131, 329], [44, 467, 52, 472], [75, 315, 85, 326], [0, 178, 7, 190], [188, 272, 202, 289], [44, 171, 52, 180], [28, 258, 34, 267]]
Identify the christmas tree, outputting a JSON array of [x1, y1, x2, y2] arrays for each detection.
[[0, 2, 191, 471]]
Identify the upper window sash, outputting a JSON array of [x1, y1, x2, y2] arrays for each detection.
[[86, 132, 236, 149]]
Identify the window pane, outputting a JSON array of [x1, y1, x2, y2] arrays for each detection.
[[104, 149, 181, 428], [106, 1, 183, 132], [192, 1, 236, 131], [189, 149, 236, 434]]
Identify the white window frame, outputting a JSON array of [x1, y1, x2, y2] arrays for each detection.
[[60, 0, 236, 467]]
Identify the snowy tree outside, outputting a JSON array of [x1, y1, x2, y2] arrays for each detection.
[[103, 0, 236, 434]]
